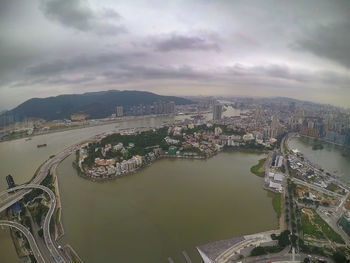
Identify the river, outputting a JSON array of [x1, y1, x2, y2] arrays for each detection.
[[58, 151, 277, 263], [0, 108, 244, 263], [288, 136, 350, 184]]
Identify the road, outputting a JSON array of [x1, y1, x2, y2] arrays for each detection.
[[0, 184, 67, 263], [0, 144, 79, 212], [0, 220, 45, 263]]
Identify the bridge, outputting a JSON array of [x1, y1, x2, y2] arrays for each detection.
[[0, 184, 67, 263], [0, 220, 45, 263]]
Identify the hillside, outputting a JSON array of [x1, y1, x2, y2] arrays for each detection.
[[0, 90, 192, 123]]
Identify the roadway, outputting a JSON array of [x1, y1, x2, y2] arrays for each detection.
[[0, 144, 78, 212], [0, 220, 45, 263], [0, 184, 67, 263]]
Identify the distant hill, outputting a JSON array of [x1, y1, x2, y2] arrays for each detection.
[[0, 90, 192, 124]]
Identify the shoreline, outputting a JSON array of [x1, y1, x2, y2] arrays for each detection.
[[0, 113, 176, 144], [299, 134, 350, 149], [7, 133, 273, 262], [75, 147, 268, 182]]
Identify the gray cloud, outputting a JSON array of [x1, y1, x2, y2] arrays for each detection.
[[102, 7, 122, 19], [40, 0, 125, 35], [1, 0, 350, 109], [26, 52, 145, 76], [295, 21, 350, 69], [155, 35, 220, 52]]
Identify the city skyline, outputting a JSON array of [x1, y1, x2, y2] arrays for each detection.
[[1, 0, 350, 109]]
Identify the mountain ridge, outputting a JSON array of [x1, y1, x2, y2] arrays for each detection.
[[0, 90, 192, 124]]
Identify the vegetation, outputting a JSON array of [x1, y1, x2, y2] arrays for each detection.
[[56, 208, 61, 225], [38, 228, 43, 238], [29, 255, 38, 263], [30, 203, 49, 225], [300, 208, 344, 244], [272, 193, 281, 218], [326, 183, 345, 195], [300, 211, 324, 239], [41, 171, 55, 194], [2, 90, 192, 122], [250, 158, 266, 177], [313, 212, 344, 244], [23, 188, 43, 203], [251, 230, 291, 256], [83, 127, 170, 167]]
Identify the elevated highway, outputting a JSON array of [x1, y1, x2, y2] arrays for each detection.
[[0, 220, 45, 263], [0, 184, 67, 263]]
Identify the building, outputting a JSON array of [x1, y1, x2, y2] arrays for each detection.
[[6, 174, 15, 188], [213, 104, 223, 121], [153, 101, 175, 114], [70, 114, 87, 121], [116, 106, 124, 117]]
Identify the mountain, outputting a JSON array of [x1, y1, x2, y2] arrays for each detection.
[[0, 90, 192, 123]]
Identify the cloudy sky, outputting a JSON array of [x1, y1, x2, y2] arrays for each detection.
[[1, 0, 350, 110]]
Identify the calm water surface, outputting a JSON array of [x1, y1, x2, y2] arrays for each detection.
[[58, 152, 277, 263], [0, 111, 245, 262]]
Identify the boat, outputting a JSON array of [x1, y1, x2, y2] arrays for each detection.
[[25, 138, 32, 141], [37, 144, 47, 148]]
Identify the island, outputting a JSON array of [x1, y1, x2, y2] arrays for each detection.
[[74, 124, 273, 180]]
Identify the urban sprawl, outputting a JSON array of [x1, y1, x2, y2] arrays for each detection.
[[2, 97, 350, 263]]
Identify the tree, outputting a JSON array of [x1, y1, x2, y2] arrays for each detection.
[[251, 246, 266, 256]]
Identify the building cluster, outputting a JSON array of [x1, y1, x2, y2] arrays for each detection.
[[114, 101, 176, 117], [78, 141, 160, 179], [265, 152, 285, 193], [77, 120, 280, 180]]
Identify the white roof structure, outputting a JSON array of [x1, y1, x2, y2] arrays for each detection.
[[273, 173, 284, 182], [269, 172, 275, 178], [269, 181, 282, 191]]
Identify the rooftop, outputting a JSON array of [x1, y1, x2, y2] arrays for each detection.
[[197, 236, 244, 261]]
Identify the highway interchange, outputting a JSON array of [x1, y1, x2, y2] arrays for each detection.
[[0, 143, 80, 263]]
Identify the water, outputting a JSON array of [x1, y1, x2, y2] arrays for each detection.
[[0, 115, 174, 262], [288, 136, 350, 183], [0, 115, 176, 192], [0, 228, 18, 263], [0, 111, 246, 263], [58, 152, 278, 263]]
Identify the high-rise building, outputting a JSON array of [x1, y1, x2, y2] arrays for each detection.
[[345, 128, 350, 147], [116, 106, 123, 117], [213, 104, 223, 120], [270, 115, 280, 138], [153, 101, 175, 114]]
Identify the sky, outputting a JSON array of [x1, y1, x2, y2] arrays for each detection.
[[1, 0, 350, 110]]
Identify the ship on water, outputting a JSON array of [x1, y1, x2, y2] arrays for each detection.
[[37, 143, 47, 148]]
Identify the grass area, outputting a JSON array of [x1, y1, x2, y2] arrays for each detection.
[[272, 193, 281, 218], [250, 158, 266, 177], [56, 208, 61, 224], [313, 212, 344, 244], [2, 131, 28, 140], [300, 210, 324, 239], [71, 253, 80, 263], [283, 139, 288, 154], [326, 183, 345, 195], [300, 209, 345, 244]]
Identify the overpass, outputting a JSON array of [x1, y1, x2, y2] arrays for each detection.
[[0, 184, 67, 263], [0, 220, 45, 263]]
